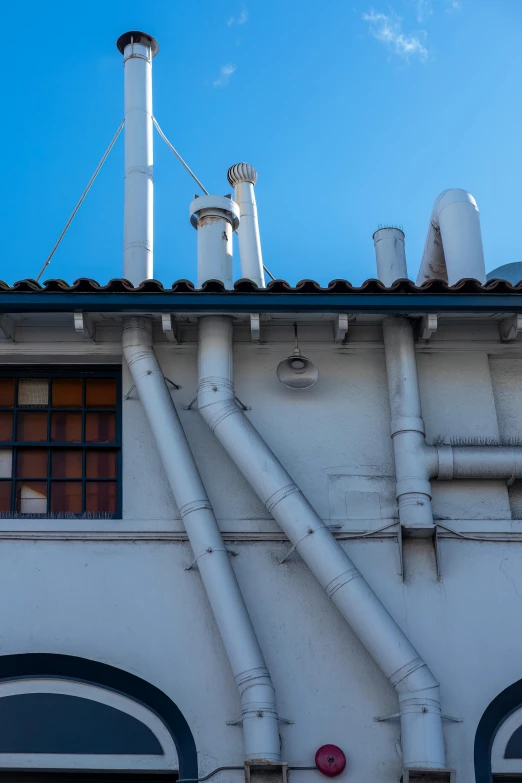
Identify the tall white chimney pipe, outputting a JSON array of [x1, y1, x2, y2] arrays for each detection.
[[117, 31, 158, 285], [227, 163, 266, 288], [190, 195, 240, 289], [373, 227, 408, 285]]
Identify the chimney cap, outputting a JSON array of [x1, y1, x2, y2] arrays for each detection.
[[227, 163, 258, 187], [117, 31, 159, 57]]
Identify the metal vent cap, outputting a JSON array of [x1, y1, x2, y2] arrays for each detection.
[[227, 163, 258, 187]]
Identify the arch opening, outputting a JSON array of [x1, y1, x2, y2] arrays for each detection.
[[0, 654, 197, 780]]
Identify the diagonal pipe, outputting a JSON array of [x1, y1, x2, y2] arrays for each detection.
[[122, 316, 281, 763], [196, 314, 446, 771]]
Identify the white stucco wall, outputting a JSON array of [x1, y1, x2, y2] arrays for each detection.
[[1, 318, 522, 782]]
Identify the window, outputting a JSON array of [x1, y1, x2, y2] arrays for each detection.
[[0, 368, 121, 518]]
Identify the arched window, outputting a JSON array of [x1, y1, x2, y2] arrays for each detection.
[[475, 680, 522, 783], [0, 654, 197, 781], [491, 705, 522, 780]]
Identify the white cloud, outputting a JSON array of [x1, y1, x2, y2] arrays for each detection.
[[414, 0, 432, 22], [362, 9, 428, 62], [213, 64, 236, 88], [227, 7, 248, 26]]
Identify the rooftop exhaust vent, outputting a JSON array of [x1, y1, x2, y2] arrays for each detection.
[[227, 163, 258, 187]]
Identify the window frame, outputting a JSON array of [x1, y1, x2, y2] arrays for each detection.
[[0, 366, 122, 519]]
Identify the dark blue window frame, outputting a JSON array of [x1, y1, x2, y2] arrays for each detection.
[[0, 366, 122, 519]]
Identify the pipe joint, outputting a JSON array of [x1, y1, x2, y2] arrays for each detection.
[[235, 666, 274, 694], [265, 484, 301, 514], [436, 445, 454, 480], [199, 400, 241, 432], [396, 478, 432, 499], [391, 416, 425, 437], [179, 499, 213, 519], [389, 657, 427, 689], [325, 567, 362, 599]]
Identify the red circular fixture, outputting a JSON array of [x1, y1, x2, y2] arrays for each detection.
[[315, 744, 346, 777]]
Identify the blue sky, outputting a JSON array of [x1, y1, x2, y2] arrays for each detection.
[[1, 0, 521, 286]]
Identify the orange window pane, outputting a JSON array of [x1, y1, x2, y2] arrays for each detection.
[[51, 412, 82, 443], [0, 481, 11, 512], [16, 481, 47, 514], [50, 482, 82, 514], [51, 450, 82, 479], [86, 482, 117, 514], [85, 412, 116, 443], [86, 450, 117, 479], [16, 450, 48, 478], [0, 379, 15, 407], [86, 378, 117, 408], [18, 412, 48, 442], [0, 412, 13, 441], [52, 378, 82, 408]]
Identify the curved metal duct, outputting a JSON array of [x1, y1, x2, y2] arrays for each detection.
[[416, 188, 486, 285]]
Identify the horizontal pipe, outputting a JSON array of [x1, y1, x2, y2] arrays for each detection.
[[435, 445, 522, 480], [122, 316, 280, 763], [197, 315, 446, 770]]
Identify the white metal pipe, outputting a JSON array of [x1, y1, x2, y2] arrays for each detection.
[[122, 317, 280, 763], [373, 228, 408, 286], [227, 164, 266, 288], [190, 195, 239, 289], [117, 32, 157, 285], [435, 445, 522, 480], [383, 318, 435, 530], [417, 189, 486, 285], [197, 315, 446, 770]]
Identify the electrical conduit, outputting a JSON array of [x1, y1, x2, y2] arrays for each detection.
[[197, 315, 446, 770], [122, 316, 281, 763]]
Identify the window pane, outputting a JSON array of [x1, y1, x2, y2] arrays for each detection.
[[0, 412, 13, 441], [86, 482, 117, 514], [50, 482, 82, 514], [18, 379, 49, 408], [86, 378, 117, 408], [0, 450, 12, 478], [16, 481, 47, 514], [0, 481, 11, 512], [85, 412, 116, 443], [0, 379, 15, 407], [52, 378, 82, 408], [51, 412, 82, 443], [18, 412, 48, 442], [86, 450, 117, 479], [51, 450, 82, 479], [17, 450, 48, 478]]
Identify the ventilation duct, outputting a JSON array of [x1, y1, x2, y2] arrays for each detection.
[[416, 189, 486, 285], [373, 227, 408, 286], [227, 163, 266, 288], [117, 31, 158, 285]]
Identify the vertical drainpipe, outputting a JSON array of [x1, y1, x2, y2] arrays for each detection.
[[383, 317, 436, 532], [227, 163, 266, 288], [117, 31, 158, 285], [373, 227, 408, 286]]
